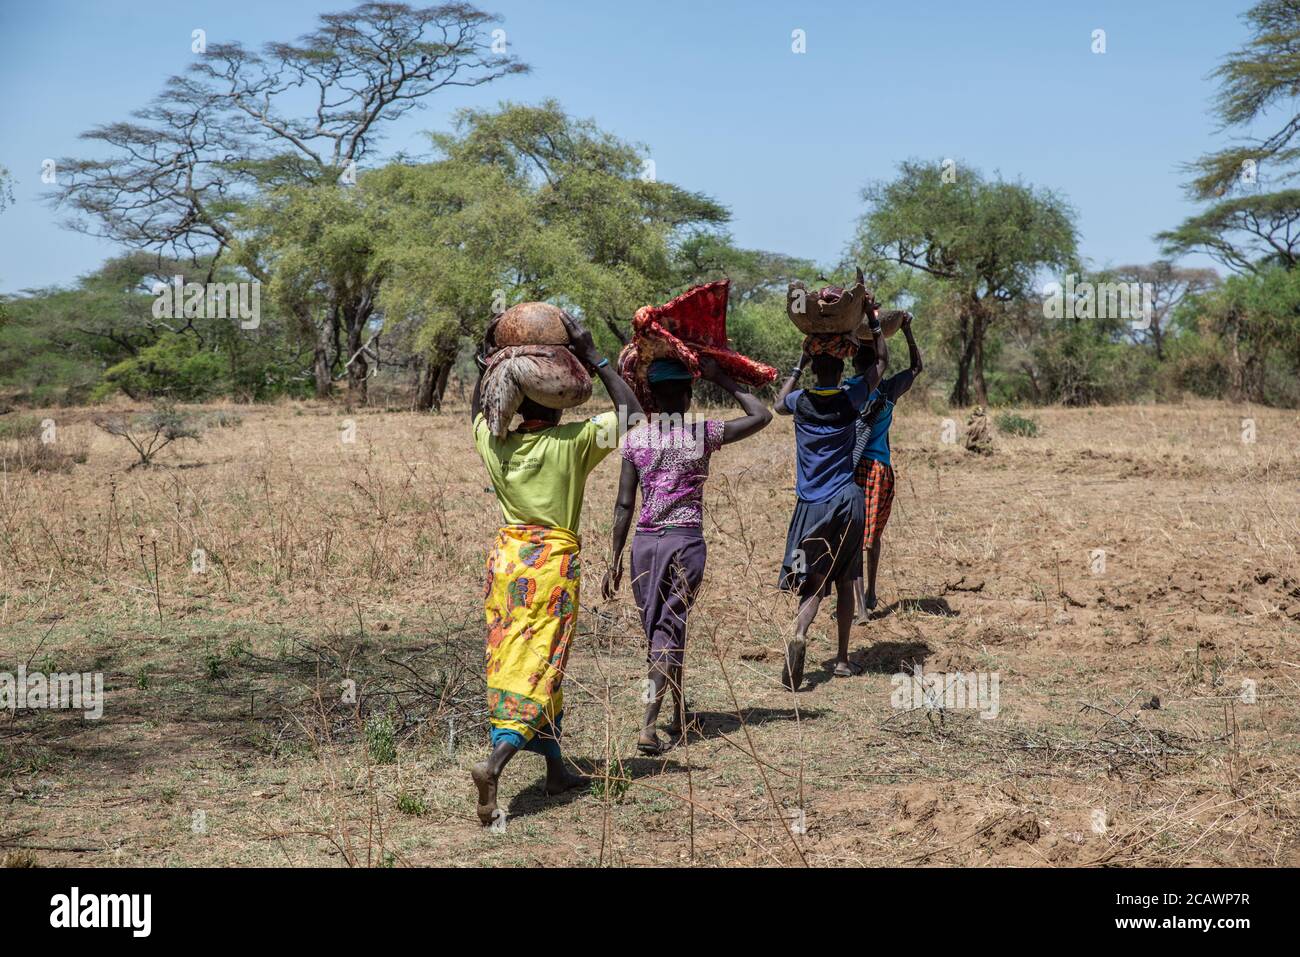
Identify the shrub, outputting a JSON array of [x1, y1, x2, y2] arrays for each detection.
[[96, 402, 205, 469], [96, 333, 226, 401], [395, 792, 427, 816], [365, 714, 397, 765], [204, 410, 244, 429], [995, 411, 1040, 437], [0, 416, 88, 472]]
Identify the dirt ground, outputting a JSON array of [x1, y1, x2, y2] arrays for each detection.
[[1, 395, 1297, 867]]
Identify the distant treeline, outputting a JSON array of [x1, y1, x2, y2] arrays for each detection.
[[2, 1, 1298, 410]]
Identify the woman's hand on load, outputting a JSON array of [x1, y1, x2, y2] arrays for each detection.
[[474, 335, 493, 372], [559, 310, 601, 368]]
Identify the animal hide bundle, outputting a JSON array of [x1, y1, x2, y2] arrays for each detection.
[[480, 345, 592, 439], [617, 280, 778, 413], [855, 309, 909, 343], [786, 269, 877, 335], [490, 302, 570, 347]]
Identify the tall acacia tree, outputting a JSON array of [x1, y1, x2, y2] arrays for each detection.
[[1185, 0, 1300, 200], [855, 159, 1077, 406], [52, 2, 526, 398]]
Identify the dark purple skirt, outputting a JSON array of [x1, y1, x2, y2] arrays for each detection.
[[630, 526, 707, 668]]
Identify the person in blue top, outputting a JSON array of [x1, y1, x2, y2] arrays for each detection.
[[849, 311, 923, 622], [774, 319, 886, 690]]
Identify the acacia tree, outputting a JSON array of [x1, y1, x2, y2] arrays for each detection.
[[1110, 261, 1219, 359], [370, 101, 731, 410], [1177, 266, 1300, 403], [53, 2, 526, 398], [1158, 190, 1300, 274], [1185, 0, 1300, 200], [855, 159, 1077, 406]]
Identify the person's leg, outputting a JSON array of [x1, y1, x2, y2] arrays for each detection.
[[865, 540, 882, 609], [834, 573, 855, 675], [531, 716, 586, 794], [865, 465, 894, 610], [794, 589, 823, 639], [542, 736, 587, 794], [852, 470, 872, 623], [471, 739, 518, 826], [852, 573, 870, 624], [782, 588, 821, 691], [543, 753, 587, 794], [631, 532, 672, 750], [638, 657, 671, 750], [666, 662, 695, 737], [664, 534, 704, 736]]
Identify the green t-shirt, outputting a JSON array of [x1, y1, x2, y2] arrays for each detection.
[[473, 411, 620, 535]]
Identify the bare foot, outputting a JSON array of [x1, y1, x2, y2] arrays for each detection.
[[781, 638, 807, 691], [471, 761, 499, 826], [544, 768, 589, 796]]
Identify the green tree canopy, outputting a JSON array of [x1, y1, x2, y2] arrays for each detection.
[[854, 159, 1077, 405], [1186, 0, 1300, 199]]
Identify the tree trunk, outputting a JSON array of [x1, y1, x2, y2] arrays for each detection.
[[1227, 313, 1244, 402], [344, 291, 375, 404], [433, 361, 452, 410], [602, 316, 628, 346], [949, 309, 974, 407], [1020, 362, 1042, 403], [415, 347, 457, 412], [414, 356, 437, 411], [313, 317, 333, 399], [346, 319, 367, 402], [971, 310, 989, 406]]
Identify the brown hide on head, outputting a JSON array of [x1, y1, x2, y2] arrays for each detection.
[[480, 345, 592, 438], [786, 268, 876, 335]]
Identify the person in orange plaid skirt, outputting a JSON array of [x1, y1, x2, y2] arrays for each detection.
[[850, 311, 922, 622]]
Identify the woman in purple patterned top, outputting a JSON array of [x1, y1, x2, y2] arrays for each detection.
[[602, 356, 771, 754]]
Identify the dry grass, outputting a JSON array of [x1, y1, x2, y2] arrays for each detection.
[[1, 395, 1298, 867]]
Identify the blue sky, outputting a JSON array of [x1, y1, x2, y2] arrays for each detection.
[[0, 0, 1254, 294]]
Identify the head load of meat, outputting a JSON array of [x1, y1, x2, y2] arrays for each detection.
[[616, 281, 778, 413]]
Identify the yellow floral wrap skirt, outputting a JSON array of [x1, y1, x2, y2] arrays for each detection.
[[483, 524, 580, 742]]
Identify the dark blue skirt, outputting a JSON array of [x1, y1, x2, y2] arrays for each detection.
[[778, 481, 866, 598]]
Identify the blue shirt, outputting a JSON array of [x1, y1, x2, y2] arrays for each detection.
[[783, 376, 870, 502], [852, 371, 915, 469]]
